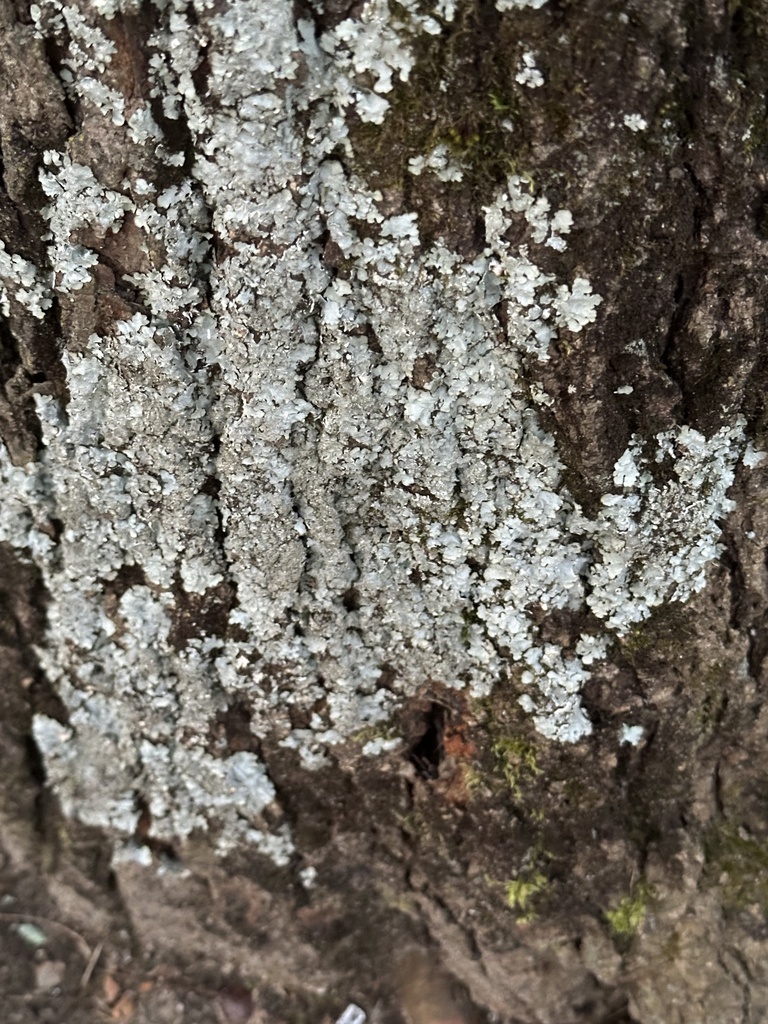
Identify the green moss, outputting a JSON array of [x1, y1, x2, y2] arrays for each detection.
[[693, 662, 731, 735], [396, 806, 429, 842], [704, 823, 768, 911], [462, 763, 484, 794], [504, 872, 548, 923], [352, 721, 400, 745], [605, 882, 651, 938], [743, 113, 768, 157], [346, 0, 532, 222], [492, 734, 540, 795], [619, 602, 696, 660]]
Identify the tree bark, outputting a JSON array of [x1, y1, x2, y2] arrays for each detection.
[[1, 0, 768, 1022]]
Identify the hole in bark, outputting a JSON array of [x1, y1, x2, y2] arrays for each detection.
[[109, 562, 148, 597], [134, 796, 179, 862], [754, 193, 768, 240], [24, 733, 46, 789], [169, 578, 237, 649], [408, 702, 445, 780], [46, 517, 63, 543], [208, 700, 260, 755], [201, 472, 221, 497], [596, 996, 634, 1023], [363, 323, 383, 355]]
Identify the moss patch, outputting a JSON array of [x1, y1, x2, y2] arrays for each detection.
[[504, 871, 548, 923], [605, 881, 651, 939], [704, 823, 768, 912], [491, 734, 540, 796], [345, 0, 539, 248]]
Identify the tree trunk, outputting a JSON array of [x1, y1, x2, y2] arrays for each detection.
[[2, 0, 768, 1021]]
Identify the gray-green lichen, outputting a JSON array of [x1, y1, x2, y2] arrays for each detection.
[[0, 0, 761, 862]]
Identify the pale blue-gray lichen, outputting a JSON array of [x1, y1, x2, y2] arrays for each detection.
[[0, 0, 761, 862]]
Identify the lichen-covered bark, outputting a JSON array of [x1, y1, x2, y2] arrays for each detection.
[[2, 0, 768, 1022]]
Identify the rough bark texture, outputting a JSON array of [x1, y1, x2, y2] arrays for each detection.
[[2, 1, 768, 1023]]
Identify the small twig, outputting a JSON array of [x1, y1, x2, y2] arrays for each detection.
[[81, 940, 104, 989], [0, 912, 92, 961]]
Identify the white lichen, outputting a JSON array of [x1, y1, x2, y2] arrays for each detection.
[[496, 0, 548, 10], [623, 113, 648, 132], [40, 153, 132, 292], [619, 724, 644, 746], [78, 76, 126, 125], [586, 424, 745, 632], [0, 0, 758, 858], [515, 52, 544, 88], [0, 242, 53, 320], [408, 145, 464, 182]]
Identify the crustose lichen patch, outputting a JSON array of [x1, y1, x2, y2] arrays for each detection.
[[0, 0, 762, 863]]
